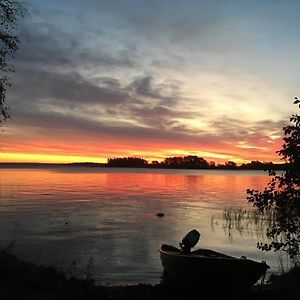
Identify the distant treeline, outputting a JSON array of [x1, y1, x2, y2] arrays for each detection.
[[106, 155, 286, 170], [0, 156, 286, 170]]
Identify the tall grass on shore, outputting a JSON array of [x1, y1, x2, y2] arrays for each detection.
[[222, 207, 299, 272], [222, 207, 276, 241]]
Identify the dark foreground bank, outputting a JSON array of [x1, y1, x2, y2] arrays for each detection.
[[0, 250, 299, 300]]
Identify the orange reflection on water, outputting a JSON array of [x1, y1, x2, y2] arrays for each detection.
[[0, 168, 270, 207], [0, 167, 274, 285]]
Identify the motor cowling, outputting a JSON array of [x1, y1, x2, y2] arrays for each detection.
[[180, 229, 201, 253]]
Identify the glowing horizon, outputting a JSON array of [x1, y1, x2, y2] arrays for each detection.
[[0, 136, 283, 165], [0, 152, 282, 165]]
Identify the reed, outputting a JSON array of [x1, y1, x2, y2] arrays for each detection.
[[222, 207, 276, 241]]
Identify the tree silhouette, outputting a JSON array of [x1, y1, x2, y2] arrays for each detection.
[[163, 155, 209, 169], [225, 161, 237, 169], [0, 0, 26, 123], [107, 157, 148, 168], [247, 98, 300, 258]]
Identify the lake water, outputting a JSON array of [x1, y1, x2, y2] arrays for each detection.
[[0, 167, 290, 284]]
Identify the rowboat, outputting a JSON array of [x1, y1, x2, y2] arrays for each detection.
[[159, 230, 270, 288]]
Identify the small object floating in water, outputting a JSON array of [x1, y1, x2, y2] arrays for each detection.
[[65, 222, 68, 225], [156, 213, 165, 217], [159, 229, 270, 289]]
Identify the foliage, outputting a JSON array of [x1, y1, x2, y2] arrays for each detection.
[[104, 155, 286, 170], [225, 161, 237, 169], [0, 0, 26, 123], [107, 157, 148, 168], [163, 155, 209, 169], [247, 98, 300, 258]]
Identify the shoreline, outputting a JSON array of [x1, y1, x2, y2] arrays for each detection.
[[1, 250, 299, 300], [0, 162, 285, 171]]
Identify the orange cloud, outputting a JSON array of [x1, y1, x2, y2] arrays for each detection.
[[0, 129, 283, 164]]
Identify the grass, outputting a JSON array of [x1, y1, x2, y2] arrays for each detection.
[[222, 207, 276, 239], [1, 249, 300, 299]]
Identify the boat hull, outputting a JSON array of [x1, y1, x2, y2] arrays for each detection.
[[160, 245, 269, 288]]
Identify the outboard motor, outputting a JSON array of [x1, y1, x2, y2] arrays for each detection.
[[179, 229, 201, 253]]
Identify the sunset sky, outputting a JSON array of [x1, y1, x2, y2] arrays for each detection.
[[1, 0, 299, 164]]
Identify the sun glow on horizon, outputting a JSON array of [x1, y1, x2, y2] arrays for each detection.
[[0, 153, 106, 164], [0, 149, 279, 165]]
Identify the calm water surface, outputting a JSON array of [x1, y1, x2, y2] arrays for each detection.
[[0, 167, 289, 284]]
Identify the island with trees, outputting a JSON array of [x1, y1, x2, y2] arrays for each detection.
[[0, 157, 287, 171], [106, 156, 286, 170]]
